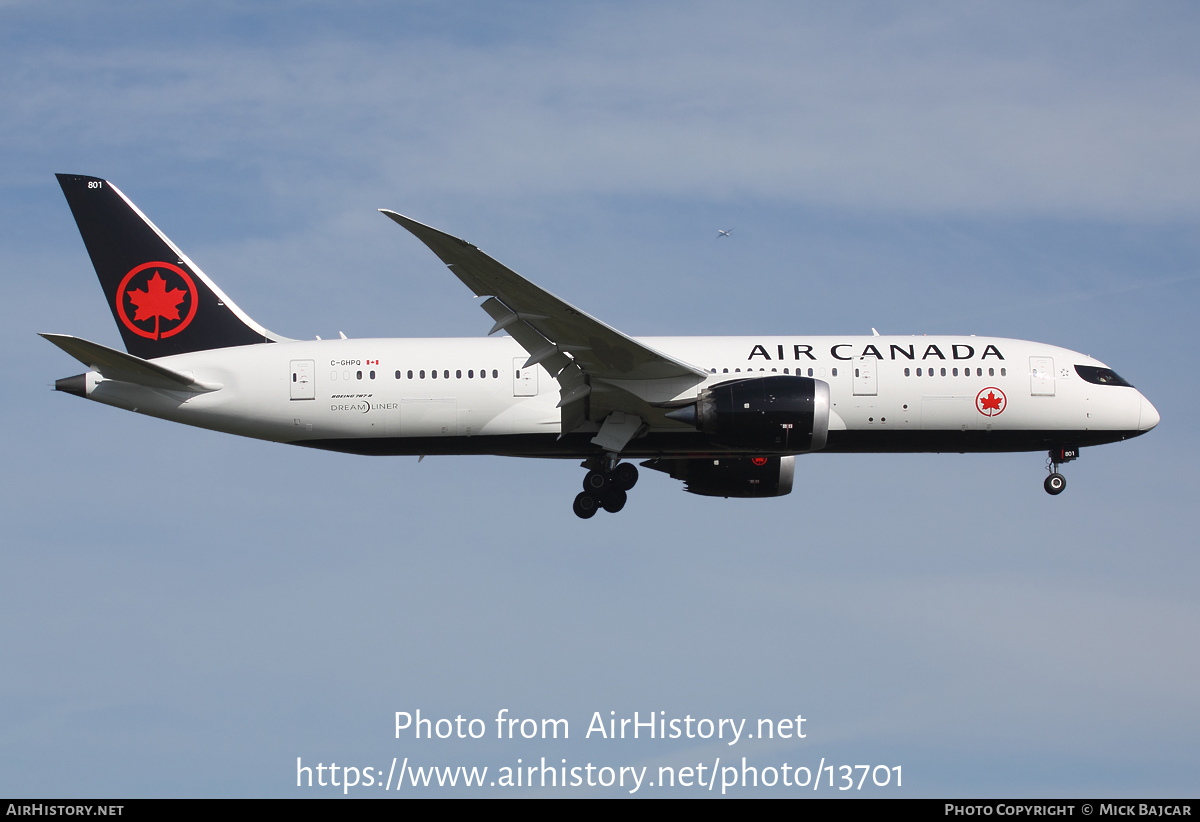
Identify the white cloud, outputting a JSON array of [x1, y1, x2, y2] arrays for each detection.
[[4, 2, 1200, 218]]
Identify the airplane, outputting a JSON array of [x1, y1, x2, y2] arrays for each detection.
[[717, 229, 732, 237], [44, 174, 1160, 519]]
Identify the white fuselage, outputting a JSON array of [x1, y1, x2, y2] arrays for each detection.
[[76, 334, 1159, 457]]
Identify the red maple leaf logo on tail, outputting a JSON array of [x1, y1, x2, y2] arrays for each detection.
[[115, 262, 199, 341], [126, 271, 189, 339]]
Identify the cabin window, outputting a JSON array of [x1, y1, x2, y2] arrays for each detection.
[[456, 370, 462, 379], [710, 368, 717, 373], [916, 368, 922, 376], [468, 370, 474, 378], [976, 368, 983, 376], [952, 368, 958, 376], [832, 368, 838, 377], [904, 368, 910, 376], [492, 370, 498, 378], [855, 368, 860, 377], [1001, 368, 1007, 376], [431, 370, 437, 379], [808, 368, 814, 377], [783, 368, 790, 374], [723, 368, 729, 373], [356, 370, 362, 380], [395, 370, 401, 379], [735, 368, 741, 372], [940, 368, 946, 376], [407, 370, 414, 379]]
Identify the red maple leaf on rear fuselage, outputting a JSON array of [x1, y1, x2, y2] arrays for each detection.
[[980, 391, 1003, 411], [126, 271, 188, 338]]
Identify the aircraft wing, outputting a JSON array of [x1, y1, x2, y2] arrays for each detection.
[[381, 211, 708, 441], [380, 211, 706, 381]]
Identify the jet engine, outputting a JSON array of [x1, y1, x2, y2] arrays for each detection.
[[664, 375, 830, 452], [642, 455, 796, 497]]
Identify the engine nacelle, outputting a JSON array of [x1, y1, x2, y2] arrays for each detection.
[[666, 375, 830, 452], [642, 455, 796, 498]]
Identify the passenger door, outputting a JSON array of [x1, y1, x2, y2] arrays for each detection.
[[1030, 357, 1055, 396], [853, 357, 877, 396], [290, 360, 315, 400], [513, 357, 538, 397]]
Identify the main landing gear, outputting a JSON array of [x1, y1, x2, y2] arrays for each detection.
[[573, 456, 639, 519], [1044, 446, 1078, 496]]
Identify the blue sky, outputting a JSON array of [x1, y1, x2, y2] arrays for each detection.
[[2, 1, 1198, 796]]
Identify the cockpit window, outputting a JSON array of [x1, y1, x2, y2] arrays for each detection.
[[1075, 365, 1133, 387]]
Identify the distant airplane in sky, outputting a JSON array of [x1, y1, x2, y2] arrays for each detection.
[[45, 175, 1160, 519], [717, 229, 732, 237]]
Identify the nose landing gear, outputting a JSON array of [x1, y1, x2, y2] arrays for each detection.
[[573, 455, 639, 518], [1044, 446, 1078, 496]]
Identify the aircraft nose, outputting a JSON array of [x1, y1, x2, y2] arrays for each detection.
[[1139, 394, 1160, 432]]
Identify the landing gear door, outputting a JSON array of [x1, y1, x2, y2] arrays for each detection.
[[290, 360, 315, 400], [513, 357, 538, 397], [853, 358, 877, 396], [1030, 357, 1055, 396]]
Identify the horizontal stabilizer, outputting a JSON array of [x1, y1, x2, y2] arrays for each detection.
[[39, 333, 221, 392]]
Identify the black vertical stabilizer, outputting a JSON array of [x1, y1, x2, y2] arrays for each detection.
[[56, 174, 281, 359]]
